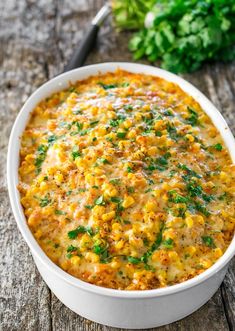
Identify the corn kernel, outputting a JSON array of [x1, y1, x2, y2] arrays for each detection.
[[40, 181, 48, 191], [195, 215, 204, 225], [185, 216, 194, 228], [185, 134, 195, 142], [70, 256, 81, 265], [147, 146, 158, 156], [85, 252, 100, 263], [60, 260, 70, 271], [112, 222, 122, 231], [122, 196, 135, 208], [168, 251, 178, 261], [213, 247, 223, 258], [123, 119, 132, 129], [110, 260, 121, 269], [102, 211, 116, 222], [35, 229, 42, 239], [186, 246, 196, 256], [92, 205, 105, 217], [145, 201, 157, 212], [200, 259, 212, 268]]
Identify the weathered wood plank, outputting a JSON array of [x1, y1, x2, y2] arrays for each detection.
[[206, 63, 235, 331], [0, 1, 57, 330], [221, 259, 235, 331]]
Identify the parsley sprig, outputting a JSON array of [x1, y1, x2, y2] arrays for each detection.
[[126, 0, 235, 73]]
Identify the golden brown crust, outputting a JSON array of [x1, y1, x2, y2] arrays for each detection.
[[18, 70, 235, 290]]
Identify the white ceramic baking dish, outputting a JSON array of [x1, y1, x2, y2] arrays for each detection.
[[7, 62, 235, 329]]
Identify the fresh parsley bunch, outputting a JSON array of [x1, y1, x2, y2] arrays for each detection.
[[116, 0, 235, 73], [112, 0, 156, 30]]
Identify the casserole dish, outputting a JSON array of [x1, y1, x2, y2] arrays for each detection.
[[7, 62, 235, 329]]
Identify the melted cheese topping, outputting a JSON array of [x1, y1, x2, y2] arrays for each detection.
[[19, 70, 235, 290]]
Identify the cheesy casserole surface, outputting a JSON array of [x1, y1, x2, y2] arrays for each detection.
[[19, 70, 235, 290]]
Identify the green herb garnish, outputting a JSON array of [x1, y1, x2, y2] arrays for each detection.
[[95, 195, 105, 205], [90, 120, 99, 126], [55, 210, 66, 215], [117, 132, 127, 139], [166, 123, 180, 141], [39, 195, 51, 207], [85, 205, 93, 210], [127, 256, 141, 264], [99, 158, 110, 164], [35, 144, 48, 174], [126, 166, 133, 173], [186, 107, 199, 126], [168, 190, 189, 204], [127, 187, 135, 193], [98, 82, 119, 90], [68, 226, 93, 239], [214, 143, 223, 151], [71, 146, 81, 160], [110, 178, 121, 185], [110, 197, 122, 203], [67, 245, 78, 253], [47, 134, 57, 145], [126, 1, 235, 73], [201, 236, 215, 248], [93, 242, 110, 263], [162, 238, 174, 249]]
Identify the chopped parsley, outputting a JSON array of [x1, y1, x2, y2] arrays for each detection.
[[127, 256, 141, 264], [93, 242, 110, 263], [162, 238, 174, 249], [95, 195, 105, 205], [127, 186, 135, 193], [39, 195, 51, 207], [35, 144, 48, 174], [110, 178, 121, 185], [109, 114, 126, 127], [146, 153, 171, 172], [98, 82, 119, 90], [67, 245, 78, 253], [155, 130, 162, 137], [85, 205, 93, 210], [166, 123, 180, 141], [194, 202, 210, 217], [178, 163, 201, 180], [110, 197, 122, 203], [123, 104, 133, 111], [89, 120, 99, 126], [55, 210, 66, 215], [186, 107, 199, 126], [168, 190, 188, 204], [214, 143, 223, 151], [71, 146, 81, 160], [68, 225, 93, 239], [201, 236, 215, 248], [70, 122, 90, 136], [117, 131, 127, 139], [141, 224, 164, 264], [126, 166, 133, 173], [47, 134, 57, 145], [99, 158, 110, 164]]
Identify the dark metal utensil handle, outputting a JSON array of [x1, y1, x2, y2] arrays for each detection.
[[64, 4, 111, 72]]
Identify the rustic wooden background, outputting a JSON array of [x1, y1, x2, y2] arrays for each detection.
[[0, 0, 234, 330]]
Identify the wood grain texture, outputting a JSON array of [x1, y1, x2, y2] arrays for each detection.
[[0, 1, 234, 330]]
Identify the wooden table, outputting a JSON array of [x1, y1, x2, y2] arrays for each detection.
[[1, 1, 234, 330]]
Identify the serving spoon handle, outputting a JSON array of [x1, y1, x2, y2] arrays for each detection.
[[64, 4, 111, 72]]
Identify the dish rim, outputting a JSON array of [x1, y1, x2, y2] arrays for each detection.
[[7, 61, 235, 299]]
